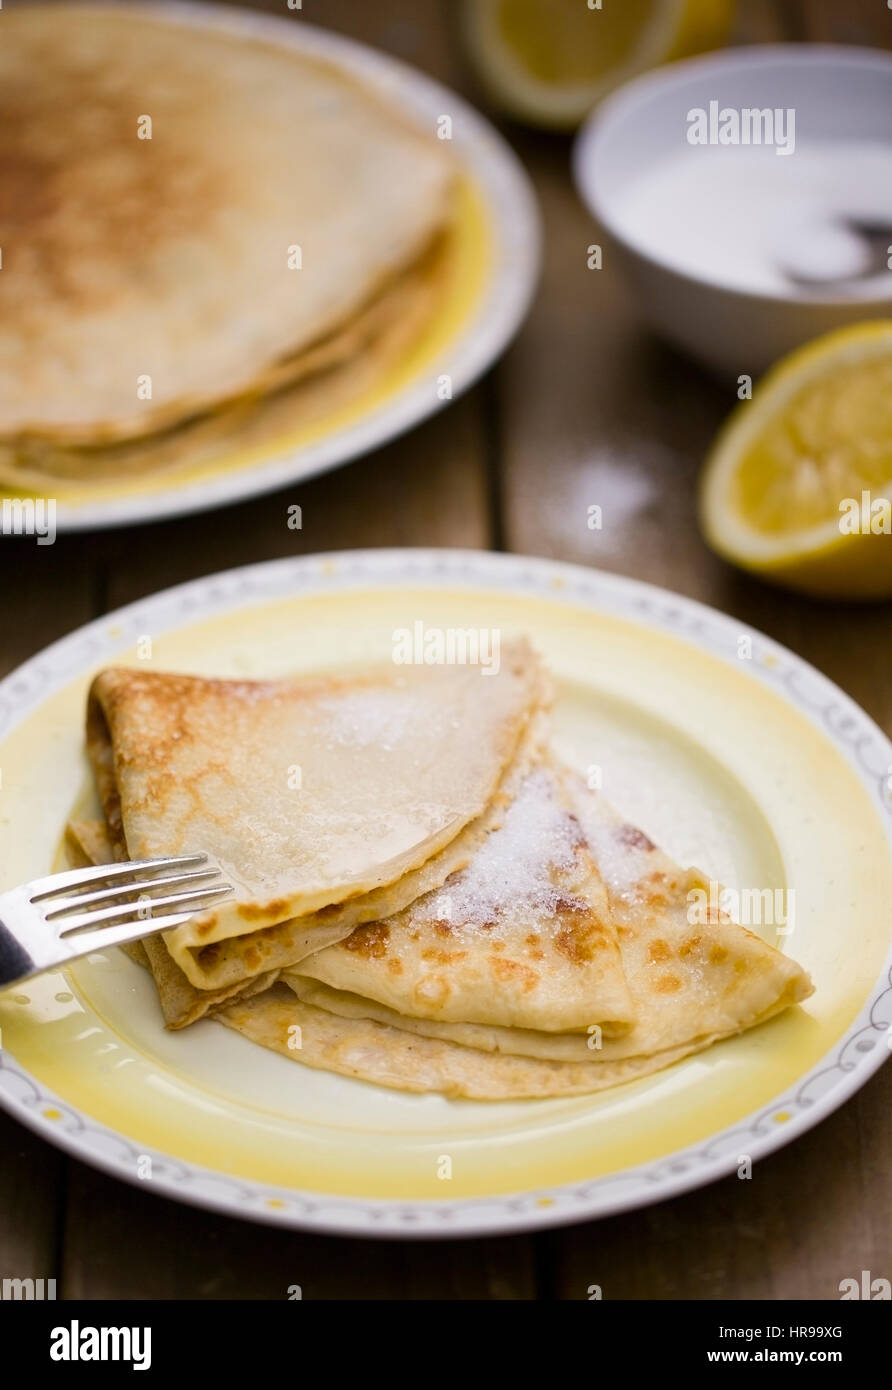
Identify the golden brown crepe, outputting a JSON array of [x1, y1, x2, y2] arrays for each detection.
[[291, 757, 635, 1034], [84, 644, 548, 998], [0, 6, 454, 448], [220, 767, 813, 1098], [74, 639, 814, 1101], [0, 231, 449, 493], [218, 986, 701, 1101], [283, 773, 812, 1065], [69, 704, 549, 1028]]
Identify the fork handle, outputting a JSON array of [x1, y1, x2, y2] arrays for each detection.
[[0, 920, 37, 988]]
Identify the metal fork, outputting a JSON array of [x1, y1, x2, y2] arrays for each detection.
[[0, 855, 233, 987]]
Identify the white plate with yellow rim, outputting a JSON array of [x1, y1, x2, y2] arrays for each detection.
[[0, 548, 890, 1237], [13, 3, 539, 532]]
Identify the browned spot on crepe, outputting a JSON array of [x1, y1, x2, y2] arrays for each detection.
[[344, 923, 391, 960]]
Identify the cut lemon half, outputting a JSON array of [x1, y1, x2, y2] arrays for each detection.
[[700, 323, 892, 600], [460, 0, 734, 129]]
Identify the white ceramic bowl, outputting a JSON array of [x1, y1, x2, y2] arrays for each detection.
[[573, 45, 892, 376]]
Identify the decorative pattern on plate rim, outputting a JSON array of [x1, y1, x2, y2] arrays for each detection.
[[0, 548, 889, 1238]]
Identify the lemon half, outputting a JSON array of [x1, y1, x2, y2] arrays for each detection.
[[461, 0, 735, 129], [699, 322, 892, 600]]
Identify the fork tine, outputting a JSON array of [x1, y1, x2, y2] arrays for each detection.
[[42, 867, 224, 920], [70, 908, 224, 956], [54, 883, 233, 936], [28, 854, 210, 902]]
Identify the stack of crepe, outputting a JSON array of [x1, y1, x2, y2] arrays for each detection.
[[70, 642, 813, 1100], [0, 6, 456, 490]]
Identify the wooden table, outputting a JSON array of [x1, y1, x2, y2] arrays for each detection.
[[2, 0, 890, 1300]]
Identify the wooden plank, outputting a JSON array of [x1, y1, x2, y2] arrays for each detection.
[[796, 0, 892, 46], [0, 553, 94, 1290], [496, 161, 734, 599], [0, 1111, 63, 1294], [63, 1160, 536, 1299], [99, 395, 490, 610], [492, 0, 803, 601], [0, 539, 95, 675]]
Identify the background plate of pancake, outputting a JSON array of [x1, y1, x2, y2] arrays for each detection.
[[0, 549, 890, 1237], [0, 3, 539, 530]]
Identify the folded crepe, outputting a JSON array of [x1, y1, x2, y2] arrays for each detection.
[[290, 758, 635, 1034], [69, 701, 547, 1028], [74, 637, 814, 1101], [84, 643, 548, 1005], [1, 238, 447, 492], [0, 6, 454, 475], [219, 765, 813, 1099]]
